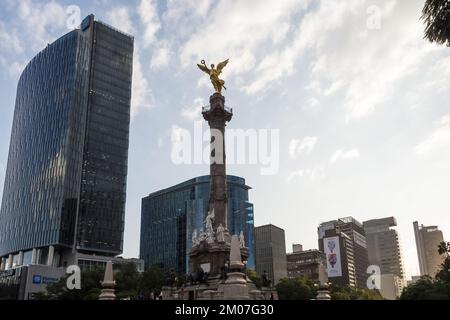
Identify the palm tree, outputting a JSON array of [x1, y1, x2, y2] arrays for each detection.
[[421, 0, 450, 46]]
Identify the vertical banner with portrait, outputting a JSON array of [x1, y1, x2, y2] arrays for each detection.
[[324, 236, 342, 278]]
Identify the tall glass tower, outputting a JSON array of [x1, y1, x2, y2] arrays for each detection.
[[0, 15, 133, 271], [140, 175, 255, 275]]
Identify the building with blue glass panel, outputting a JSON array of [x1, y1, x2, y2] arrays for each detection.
[[140, 175, 255, 275], [0, 15, 133, 271]]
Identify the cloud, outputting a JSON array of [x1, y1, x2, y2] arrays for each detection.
[[16, 0, 66, 50], [289, 136, 318, 158], [181, 98, 204, 121], [287, 166, 326, 182], [178, 0, 308, 82], [0, 22, 23, 55], [150, 44, 171, 69], [329, 149, 360, 165], [7, 61, 27, 79], [138, 0, 161, 47], [415, 115, 450, 155], [107, 7, 136, 34]]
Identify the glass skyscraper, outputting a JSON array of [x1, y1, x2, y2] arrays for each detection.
[[140, 175, 255, 275], [0, 15, 133, 271]]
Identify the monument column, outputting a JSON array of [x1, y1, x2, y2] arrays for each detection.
[[202, 93, 233, 230]]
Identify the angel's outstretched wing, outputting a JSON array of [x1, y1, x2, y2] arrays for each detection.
[[216, 59, 229, 75], [197, 64, 210, 74]]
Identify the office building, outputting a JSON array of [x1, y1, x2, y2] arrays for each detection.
[[318, 217, 369, 290], [0, 14, 134, 272], [0, 265, 65, 300], [254, 224, 287, 285], [363, 217, 405, 278], [406, 275, 422, 286], [139, 175, 255, 275], [292, 244, 303, 253], [363, 217, 405, 298], [286, 244, 328, 284], [379, 274, 404, 300], [413, 221, 445, 277]]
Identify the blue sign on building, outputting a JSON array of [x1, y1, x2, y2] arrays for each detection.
[[32, 275, 42, 284]]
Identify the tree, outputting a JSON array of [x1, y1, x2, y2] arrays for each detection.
[[246, 269, 262, 289], [422, 0, 450, 46], [35, 268, 103, 300], [139, 266, 165, 299], [400, 276, 448, 300], [438, 241, 450, 256], [275, 277, 316, 300], [330, 284, 383, 300], [400, 241, 450, 300], [115, 262, 140, 300]]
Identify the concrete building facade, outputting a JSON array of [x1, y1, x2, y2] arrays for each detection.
[[286, 245, 328, 285], [413, 221, 445, 277], [255, 224, 287, 286]]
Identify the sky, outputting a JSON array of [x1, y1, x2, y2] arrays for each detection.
[[0, 0, 449, 281]]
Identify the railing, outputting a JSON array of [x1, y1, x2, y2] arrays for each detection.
[[202, 105, 233, 113]]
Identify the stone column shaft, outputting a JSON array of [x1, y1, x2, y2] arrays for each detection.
[[203, 93, 232, 231]]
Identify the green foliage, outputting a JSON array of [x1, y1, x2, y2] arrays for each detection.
[[330, 284, 383, 300], [37, 268, 103, 300], [438, 241, 450, 256], [246, 269, 262, 289], [400, 241, 450, 300], [33, 264, 171, 300], [138, 266, 165, 297], [400, 276, 447, 300], [422, 0, 450, 46], [115, 262, 140, 299], [275, 277, 317, 300]]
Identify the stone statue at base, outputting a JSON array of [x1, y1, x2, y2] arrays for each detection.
[[239, 230, 245, 248], [217, 224, 225, 242]]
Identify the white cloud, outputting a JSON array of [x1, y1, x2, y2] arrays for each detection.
[[329, 149, 360, 165], [240, 0, 444, 123], [107, 7, 136, 34], [150, 44, 171, 69], [0, 22, 23, 55], [415, 115, 450, 155], [7, 61, 27, 79], [243, 0, 351, 95], [287, 165, 325, 182], [138, 0, 161, 47], [304, 97, 319, 110], [131, 51, 153, 118], [16, 0, 66, 50], [181, 98, 204, 121], [303, 0, 436, 120], [179, 0, 308, 82], [289, 136, 318, 158]]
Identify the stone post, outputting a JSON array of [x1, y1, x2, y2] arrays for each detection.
[[99, 261, 116, 300]]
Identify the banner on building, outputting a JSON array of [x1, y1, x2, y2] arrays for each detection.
[[324, 236, 342, 278]]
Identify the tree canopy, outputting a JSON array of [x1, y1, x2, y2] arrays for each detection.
[[275, 277, 317, 300], [422, 0, 450, 46], [34, 263, 166, 300], [400, 241, 450, 300]]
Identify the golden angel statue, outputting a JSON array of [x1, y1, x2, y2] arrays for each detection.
[[197, 59, 229, 95]]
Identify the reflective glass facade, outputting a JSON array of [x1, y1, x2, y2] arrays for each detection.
[[0, 15, 133, 261], [140, 175, 255, 275], [76, 20, 133, 254]]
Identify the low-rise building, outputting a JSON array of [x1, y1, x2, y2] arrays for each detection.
[[286, 245, 328, 284]]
